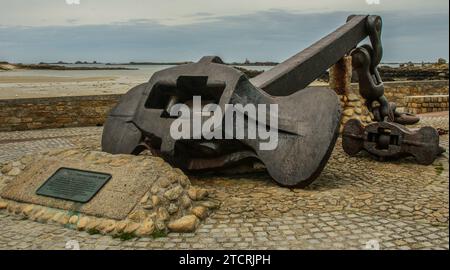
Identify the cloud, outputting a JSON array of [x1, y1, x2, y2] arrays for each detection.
[[66, 18, 79, 24], [1, 0, 448, 27], [185, 12, 215, 17], [0, 9, 447, 63]]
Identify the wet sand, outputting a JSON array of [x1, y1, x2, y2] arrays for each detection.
[[0, 70, 327, 100], [0, 76, 116, 83], [0, 75, 147, 99]]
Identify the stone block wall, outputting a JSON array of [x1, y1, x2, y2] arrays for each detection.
[[0, 95, 121, 132], [0, 80, 448, 132], [352, 80, 449, 111], [405, 95, 449, 114]]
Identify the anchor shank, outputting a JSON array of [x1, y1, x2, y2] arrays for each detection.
[[250, 15, 369, 96]]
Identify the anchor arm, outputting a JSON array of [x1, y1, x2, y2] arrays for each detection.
[[250, 15, 373, 96]]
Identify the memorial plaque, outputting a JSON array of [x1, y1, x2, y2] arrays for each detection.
[[36, 167, 111, 203]]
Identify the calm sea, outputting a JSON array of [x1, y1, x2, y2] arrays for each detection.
[[0, 64, 272, 80]]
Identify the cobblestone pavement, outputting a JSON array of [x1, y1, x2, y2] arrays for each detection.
[[0, 127, 99, 163], [0, 113, 448, 250]]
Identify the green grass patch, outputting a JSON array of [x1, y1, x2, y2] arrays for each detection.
[[151, 229, 168, 239], [112, 232, 137, 241], [435, 163, 444, 175], [87, 228, 101, 235]]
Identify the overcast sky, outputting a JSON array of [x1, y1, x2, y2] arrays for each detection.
[[0, 0, 448, 63]]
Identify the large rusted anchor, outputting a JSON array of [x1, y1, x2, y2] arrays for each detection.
[[102, 56, 341, 188], [342, 16, 445, 164], [102, 14, 443, 187]]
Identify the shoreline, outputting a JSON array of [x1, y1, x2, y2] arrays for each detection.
[[0, 63, 137, 71], [0, 76, 117, 83]]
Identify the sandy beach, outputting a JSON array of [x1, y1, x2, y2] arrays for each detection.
[[0, 68, 150, 99], [0, 75, 143, 99], [0, 76, 116, 83], [0, 63, 179, 99], [0, 64, 327, 99]]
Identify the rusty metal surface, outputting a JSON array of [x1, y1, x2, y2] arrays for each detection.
[[342, 119, 445, 165], [350, 15, 420, 125], [102, 56, 342, 187], [342, 16, 442, 164], [102, 14, 442, 187], [250, 15, 370, 96], [103, 15, 394, 187]]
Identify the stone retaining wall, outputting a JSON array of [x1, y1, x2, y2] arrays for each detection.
[[0, 80, 448, 132], [405, 95, 449, 114], [352, 80, 448, 110]]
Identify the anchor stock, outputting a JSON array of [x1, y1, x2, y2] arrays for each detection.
[[101, 15, 444, 187]]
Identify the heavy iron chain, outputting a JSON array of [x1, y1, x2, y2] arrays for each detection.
[[351, 15, 395, 123]]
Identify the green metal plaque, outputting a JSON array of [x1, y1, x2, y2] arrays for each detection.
[[36, 167, 111, 203]]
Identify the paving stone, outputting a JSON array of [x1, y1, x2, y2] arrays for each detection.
[[0, 114, 448, 250]]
